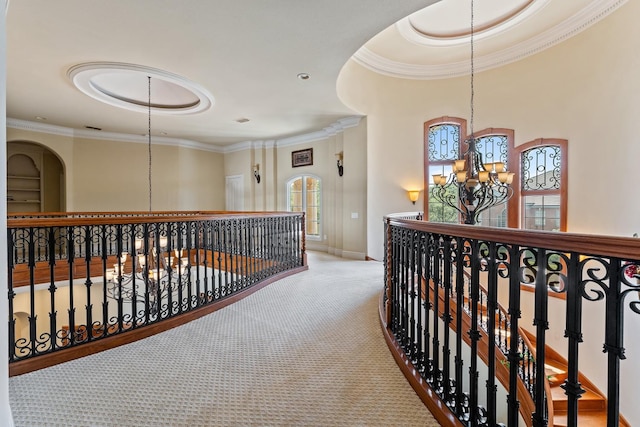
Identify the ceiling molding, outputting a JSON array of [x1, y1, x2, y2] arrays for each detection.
[[7, 118, 75, 137], [404, 0, 541, 44], [353, 0, 627, 80], [8, 116, 363, 154], [274, 116, 363, 148], [223, 141, 254, 154], [67, 62, 215, 115], [7, 118, 224, 153]]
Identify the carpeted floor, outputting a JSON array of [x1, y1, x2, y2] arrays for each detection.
[[9, 251, 441, 427]]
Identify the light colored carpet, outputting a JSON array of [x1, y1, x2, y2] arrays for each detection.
[[9, 251, 441, 427]]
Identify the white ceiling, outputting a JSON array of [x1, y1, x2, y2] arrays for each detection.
[[5, 0, 625, 149]]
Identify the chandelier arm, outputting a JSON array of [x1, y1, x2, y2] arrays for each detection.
[[431, 183, 465, 217], [472, 184, 513, 219]]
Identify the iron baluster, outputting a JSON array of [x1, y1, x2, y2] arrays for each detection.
[[84, 225, 93, 343], [415, 232, 424, 372], [485, 241, 498, 426], [441, 237, 454, 405], [8, 229, 17, 361], [432, 235, 442, 392], [468, 238, 481, 427], [48, 227, 58, 351], [186, 222, 194, 310], [115, 224, 125, 329], [408, 230, 417, 360], [604, 258, 624, 427], [454, 236, 466, 418], [129, 223, 139, 326], [507, 244, 522, 426], [219, 220, 226, 296], [66, 226, 76, 346], [193, 222, 201, 308], [561, 252, 584, 427], [100, 225, 110, 336], [532, 247, 549, 427]]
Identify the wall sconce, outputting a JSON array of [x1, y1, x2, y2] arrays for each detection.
[[253, 164, 261, 184], [408, 190, 419, 205], [335, 152, 344, 177]]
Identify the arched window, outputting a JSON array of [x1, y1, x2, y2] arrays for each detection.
[[516, 139, 567, 231], [424, 117, 515, 227], [473, 129, 515, 228], [287, 175, 321, 239], [424, 117, 466, 223]]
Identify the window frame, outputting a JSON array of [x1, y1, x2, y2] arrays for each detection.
[[423, 116, 467, 223], [286, 174, 322, 241], [473, 128, 517, 228], [424, 118, 517, 227], [515, 138, 568, 232]]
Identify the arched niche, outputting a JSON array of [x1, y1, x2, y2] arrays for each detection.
[[7, 141, 66, 213]]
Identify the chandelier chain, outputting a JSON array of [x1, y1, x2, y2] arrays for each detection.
[[148, 76, 152, 213], [470, 0, 475, 140]]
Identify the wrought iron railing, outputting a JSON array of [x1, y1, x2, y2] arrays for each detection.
[[8, 212, 306, 372], [383, 217, 640, 427]]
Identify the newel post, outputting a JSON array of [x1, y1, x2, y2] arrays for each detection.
[[385, 218, 393, 326], [301, 212, 306, 266]]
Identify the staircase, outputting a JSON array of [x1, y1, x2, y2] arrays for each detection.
[[523, 330, 629, 427], [427, 277, 630, 426]]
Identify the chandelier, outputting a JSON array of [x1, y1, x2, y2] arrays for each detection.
[[106, 238, 190, 312], [430, 0, 514, 225], [106, 76, 191, 312]]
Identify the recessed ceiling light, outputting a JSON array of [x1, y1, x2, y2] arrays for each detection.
[[235, 118, 250, 123], [297, 73, 310, 80], [35, 116, 47, 121]]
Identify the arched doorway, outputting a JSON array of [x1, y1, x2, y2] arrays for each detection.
[[7, 141, 66, 213]]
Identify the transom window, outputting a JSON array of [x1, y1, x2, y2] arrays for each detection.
[[287, 175, 321, 239]]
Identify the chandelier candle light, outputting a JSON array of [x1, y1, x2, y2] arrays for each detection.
[[106, 237, 190, 312], [430, 0, 514, 225]]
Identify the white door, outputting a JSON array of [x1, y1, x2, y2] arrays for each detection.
[[225, 175, 244, 211]]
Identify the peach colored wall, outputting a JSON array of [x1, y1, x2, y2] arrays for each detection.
[[337, 1, 640, 423], [6, 128, 225, 212]]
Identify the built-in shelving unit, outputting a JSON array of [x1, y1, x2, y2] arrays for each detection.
[[7, 154, 43, 213]]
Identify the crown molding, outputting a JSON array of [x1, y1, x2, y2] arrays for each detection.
[[353, 0, 627, 80], [7, 118, 224, 153], [275, 116, 362, 147], [223, 116, 363, 151], [8, 115, 364, 154], [7, 118, 75, 137]]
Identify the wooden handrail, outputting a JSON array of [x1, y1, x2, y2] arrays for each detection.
[[8, 211, 302, 228], [386, 218, 640, 259]]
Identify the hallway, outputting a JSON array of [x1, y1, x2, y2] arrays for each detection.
[[9, 252, 439, 426]]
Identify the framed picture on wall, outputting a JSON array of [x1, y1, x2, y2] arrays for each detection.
[[292, 148, 313, 167]]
